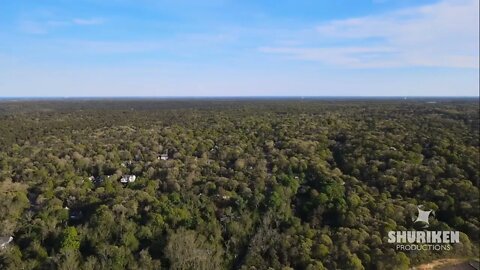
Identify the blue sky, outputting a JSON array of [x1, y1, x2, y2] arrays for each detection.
[[0, 0, 478, 97]]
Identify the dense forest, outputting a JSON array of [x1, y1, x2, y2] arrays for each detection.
[[0, 98, 478, 269]]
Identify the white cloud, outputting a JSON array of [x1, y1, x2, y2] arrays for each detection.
[[18, 20, 48, 34], [18, 16, 105, 34], [261, 0, 479, 68], [35, 31, 238, 55], [72, 18, 105, 25], [259, 46, 402, 68], [62, 40, 164, 53]]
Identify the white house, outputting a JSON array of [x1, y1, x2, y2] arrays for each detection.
[[120, 175, 136, 183], [159, 154, 169, 160], [0, 236, 13, 249]]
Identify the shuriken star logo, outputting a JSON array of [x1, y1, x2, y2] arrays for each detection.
[[413, 205, 435, 228]]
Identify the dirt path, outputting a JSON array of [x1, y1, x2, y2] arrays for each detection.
[[412, 258, 477, 270]]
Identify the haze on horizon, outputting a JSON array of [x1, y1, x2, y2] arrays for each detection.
[[0, 0, 478, 97]]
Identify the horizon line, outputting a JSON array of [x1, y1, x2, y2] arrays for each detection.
[[1, 95, 479, 99]]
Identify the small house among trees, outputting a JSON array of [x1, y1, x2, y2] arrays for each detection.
[[120, 175, 136, 183], [159, 153, 169, 160], [0, 236, 13, 249]]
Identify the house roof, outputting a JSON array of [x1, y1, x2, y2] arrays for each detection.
[[120, 175, 136, 183], [0, 236, 13, 246]]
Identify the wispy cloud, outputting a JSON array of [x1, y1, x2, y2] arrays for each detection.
[[18, 20, 49, 34], [62, 40, 164, 54], [259, 46, 402, 68], [32, 31, 238, 55], [261, 0, 479, 68], [72, 18, 105, 26], [19, 16, 105, 34]]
